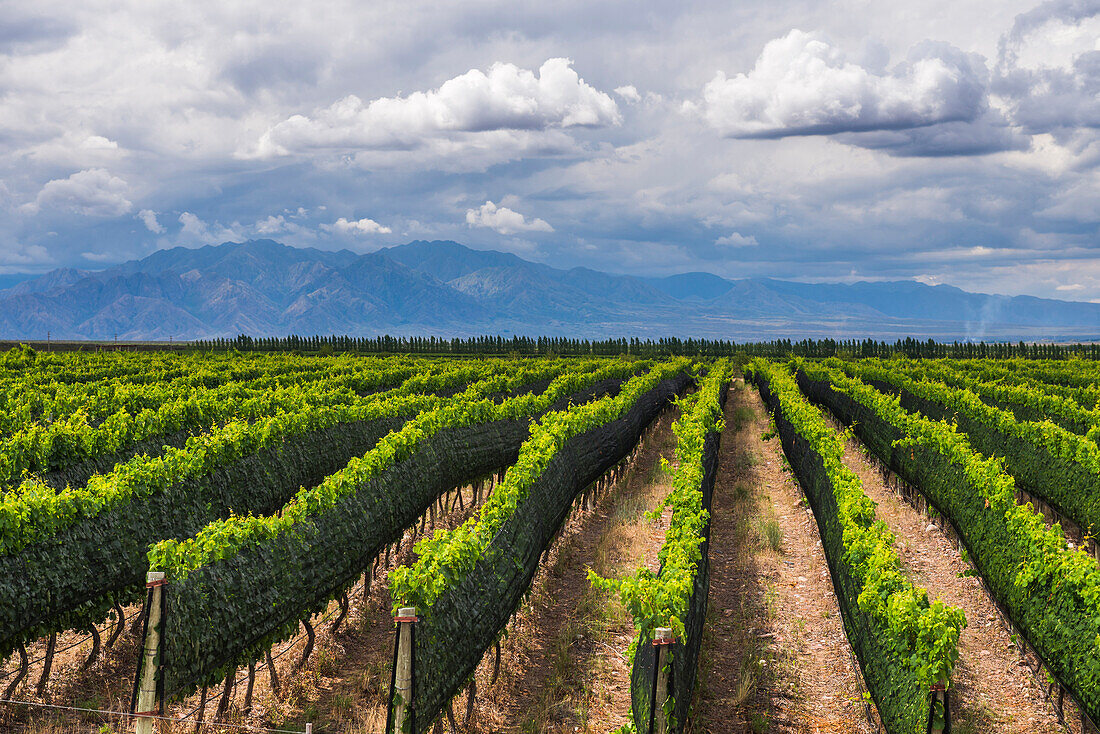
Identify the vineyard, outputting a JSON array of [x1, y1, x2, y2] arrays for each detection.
[[0, 345, 1098, 734]]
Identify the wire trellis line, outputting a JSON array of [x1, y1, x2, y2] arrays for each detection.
[[0, 607, 142, 682]]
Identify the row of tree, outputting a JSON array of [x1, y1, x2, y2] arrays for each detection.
[[187, 334, 1100, 360]]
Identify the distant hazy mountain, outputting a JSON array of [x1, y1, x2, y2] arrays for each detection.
[[1, 239, 1097, 341]]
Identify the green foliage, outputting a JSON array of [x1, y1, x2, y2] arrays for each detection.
[[746, 360, 965, 733], [590, 361, 730, 639], [2, 344, 36, 369], [0, 356, 578, 662], [0, 357, 456, 487], [798, 360, 1100, 722], [154, 356, 670, 700], [1, 360, 502, 557], [828, 357, 1100, 538], [388, 358, 691, 612], [149, 358, 618, 580], [589, 361, 731, 732]]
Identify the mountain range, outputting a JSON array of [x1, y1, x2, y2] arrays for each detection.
[[1, 239, 1097, 341]]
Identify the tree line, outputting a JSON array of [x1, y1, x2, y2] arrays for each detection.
[[187, 334, 1100, 360]]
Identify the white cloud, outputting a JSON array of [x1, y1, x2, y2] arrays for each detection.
[[178, 211, 245, 243], [465, 200, 553, 235], [699, 30, 987, 139], [23, 168, 132, 217], [254, 214, 292, 235], [249, 58, 620, 159], [715, 232, 759, 247], [322, 216, 392, 235], [179, 211, 210, 238], [0, 242, 53, 266], [615, 85, 642, 103], [80, 250, 121, 262], [80, 135, 118, 150], [138, 209, 164, 233]]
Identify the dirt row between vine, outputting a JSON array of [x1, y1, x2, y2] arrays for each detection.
[[694, 383, 876, 734]]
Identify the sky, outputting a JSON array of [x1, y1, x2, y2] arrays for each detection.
[[1, 0, 1098, 302]]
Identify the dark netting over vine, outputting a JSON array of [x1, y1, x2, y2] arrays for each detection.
[[411, 374, 692, 732], [0, 413, 407, 661], [630, 424, 723, 734], [158, 378, 627, 696], [796, 369, 1100, 724], [754, 374, 929, 733]]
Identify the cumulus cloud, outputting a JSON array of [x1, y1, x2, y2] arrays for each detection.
[[138, 209, 164, 233], [178, 212, 245, 243], [465, 201, 554, 235], [715, 232, 759, 247], [249, 58, 620, 158], [322, 217, 392, 235], [615, 85, 642, 103], [254, 215, 293, 235], [23, 168, 132, 216], [699, 30, 987, 139], [179, 212, 211, 238]]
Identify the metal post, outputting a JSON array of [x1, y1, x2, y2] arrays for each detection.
[[653, 628, 673, 734], [388, 607, 417, 734], [134, 571, 166, 734]]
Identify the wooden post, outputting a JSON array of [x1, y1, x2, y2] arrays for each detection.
[[652, 628, 673, 734], [390, 607, 417, 734], [134, 571, 166, 734], [928, 679, 948, 734]]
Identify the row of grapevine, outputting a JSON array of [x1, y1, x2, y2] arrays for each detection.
[[829, 357, 1100, 539], [592, 360, 732, 732], [948, 359, 1100, 410], [874, 357, 1100, 438], [140, 359, 655, 701], [974, 358, 1100, 390], [379, 360, 692, 731], [747, 360, 964, 734], [0, 358, 575, 661], [0, 347, 354, 392], [796, 360, 1100, 723], [0, 354, 426, 437], [0, 359, 433, 488]]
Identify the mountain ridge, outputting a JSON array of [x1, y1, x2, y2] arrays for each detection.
[[1, 239, 1097, 341]]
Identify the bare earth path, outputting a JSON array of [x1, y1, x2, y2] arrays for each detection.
[[694, 384, 874, 734], [468, 406, 680, 734], [832, 422, 1066, 733]]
